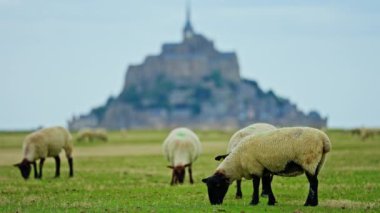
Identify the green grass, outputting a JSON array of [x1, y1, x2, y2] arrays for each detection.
[[0, 129, 379, 212]]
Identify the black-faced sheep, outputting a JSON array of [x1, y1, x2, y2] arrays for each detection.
[[214, 123, 277, 199], [14, 126, 74, 180], [163, 127, 202, 185], [202, 127, 331, 206]]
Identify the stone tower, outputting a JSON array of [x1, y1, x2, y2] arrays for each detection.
[[183, 1, 195, 40]]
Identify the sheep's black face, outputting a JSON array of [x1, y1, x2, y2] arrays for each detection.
[[174, 166, 186, 184], [14, 160, 31, 180], [202, 173, 230, 205]]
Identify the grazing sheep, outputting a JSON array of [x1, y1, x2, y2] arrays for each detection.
[[351, 128, 380, 141], [93, 128, 108, 141], [14, 126, 74, 180], [76, 128, 108, 142], [202, 127, 331, 206], [163, 127, 202, 185], [214, 123, 277, 199]]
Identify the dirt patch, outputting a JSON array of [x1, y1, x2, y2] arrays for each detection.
[[0, 141, 225, 165]]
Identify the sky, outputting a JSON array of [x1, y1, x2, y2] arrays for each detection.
[[1, 0, 379, 130]]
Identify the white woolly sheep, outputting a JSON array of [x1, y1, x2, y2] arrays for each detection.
[[76, 128, 108, 142], [202, 127, 331, 206], [14, 126, 74, 180], [214, 123, 277, 199], [163, 127, 202, 185]]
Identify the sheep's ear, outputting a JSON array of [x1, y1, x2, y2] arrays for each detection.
[[202, 178, 209, 183], [167, 165, 174, 169], [214, 154, 229, 161], [184, 163, 191, 168], [214, 155, 223, 161], [13, 163, 20, 167]]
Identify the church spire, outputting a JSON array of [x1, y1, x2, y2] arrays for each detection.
[[183, 0, 194, 40], [186, 0, 191, 23]]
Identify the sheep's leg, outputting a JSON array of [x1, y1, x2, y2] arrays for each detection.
[[68, 157, 74, 177], [261, 174, 273, 197], [235, 179, 242, 199], [54, 156, 61, 177], [304, 172, 318, 206], [38, 158, 45, 179], [32, 161, 38, 179], [170, 170, 176, 185], [249, 175, 260, 205], [262, 174, 276, 205], [188, 164, 194, 184]]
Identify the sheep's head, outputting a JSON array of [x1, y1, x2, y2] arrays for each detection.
[[167, 164, 190, 184], [14, 159, 31, 180], [202, 172, 230, 205]]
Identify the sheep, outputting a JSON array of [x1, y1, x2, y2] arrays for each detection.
[[76, 128, 108, 142], [214, 123, 277, 199], [202, 127, 331, 206], [163, 127, 202, 185], [351, 128, 380, 141], [14, 126, 74, 180]]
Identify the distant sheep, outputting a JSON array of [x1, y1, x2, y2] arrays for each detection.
[[215, 123, 277, 199], [14, 126, 74, 179], [163, 127, 202, 185], [203, 127, 331, 206], [76, 128, 108, 142], [351, 128, 380, 141]]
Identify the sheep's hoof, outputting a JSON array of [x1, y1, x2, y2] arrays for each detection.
[[249, 200, 259, 206], [267, 200, 276, 206], [304, 201, 318, 206]]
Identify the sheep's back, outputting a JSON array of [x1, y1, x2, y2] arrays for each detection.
[[163, 128, 201, 166], [227, 123, 276, 152], [23, 126, 71, 160], [236, 127, 330, 176]]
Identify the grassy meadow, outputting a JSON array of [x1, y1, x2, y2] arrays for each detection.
[[0, 129, 379, 212]]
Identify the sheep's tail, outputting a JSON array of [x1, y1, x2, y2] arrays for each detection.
[[322, 134, 331, 153], [315, 133, 331, 175], [315, 153, 327, 176], [64, 130, 74, 158]]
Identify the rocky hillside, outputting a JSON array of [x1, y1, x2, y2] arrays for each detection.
[[68, 19, 327, 130]]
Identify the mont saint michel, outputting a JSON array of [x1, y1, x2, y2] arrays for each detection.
[[68, 10, 327, 130]]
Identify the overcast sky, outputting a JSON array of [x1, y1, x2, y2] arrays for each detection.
[[1, 0, 379, 130]]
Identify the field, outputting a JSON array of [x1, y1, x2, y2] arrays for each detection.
[[0, 129, 379, 212]]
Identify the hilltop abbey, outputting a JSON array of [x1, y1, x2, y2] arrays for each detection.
[[68, 7, 327, 130]]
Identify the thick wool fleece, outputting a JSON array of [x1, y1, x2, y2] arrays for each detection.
[[217, 127, 331, 181], [227, 123, 276, 153], [163, 127, 202, 166], [77, 128, 107, 141], [23, 126, 73, 161]]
